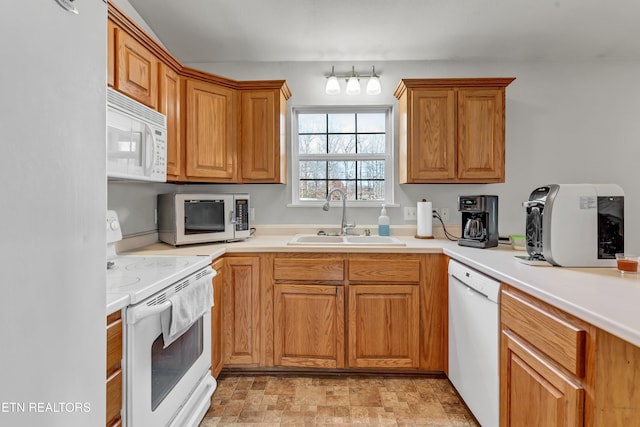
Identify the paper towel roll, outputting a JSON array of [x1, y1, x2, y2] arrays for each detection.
[[417, 201, 433, 237]]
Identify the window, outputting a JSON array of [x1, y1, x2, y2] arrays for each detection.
[[291, 106, 394, 206]]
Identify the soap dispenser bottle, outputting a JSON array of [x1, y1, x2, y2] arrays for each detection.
[[378, 204, 390, 236]]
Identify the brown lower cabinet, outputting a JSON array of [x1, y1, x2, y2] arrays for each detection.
[[502, 330, 584, 426], [500, 285, 640, 427], [223, 256, 262, 366], [274, 283, 345, 368], [219, 253, 445, 373], [268, 253, 445, 372], [211, 258, 224, 377], [347, 254, 422, 369], [348, 284, 420, 368], [106, 311, 123, 427]]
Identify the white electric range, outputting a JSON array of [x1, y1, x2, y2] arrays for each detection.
[[105, 210, 216, 427]]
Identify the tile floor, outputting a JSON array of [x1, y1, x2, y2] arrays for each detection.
[[200, 374, 480, 426]]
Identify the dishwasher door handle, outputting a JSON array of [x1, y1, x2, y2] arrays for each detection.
[[450, 272, 500, 303], [464, 281, 490, 300], [451, 274, 491, 298]]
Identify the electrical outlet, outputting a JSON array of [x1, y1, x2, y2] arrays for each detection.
[[440, 207, 450, 222], [404, 206, 417, 221]]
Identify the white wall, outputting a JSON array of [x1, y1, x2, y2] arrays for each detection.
[[108, 1, 640, 253], [0, 1, 106, 426]]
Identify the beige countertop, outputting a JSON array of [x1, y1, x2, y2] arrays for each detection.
[[119, 228, 640, 348]]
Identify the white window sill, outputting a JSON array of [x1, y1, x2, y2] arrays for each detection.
[[287, 202, 399, 208]]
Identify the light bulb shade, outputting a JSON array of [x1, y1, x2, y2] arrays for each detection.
[[325, 75, 340, 95], [345, 75, 361, 95], [366, 75, 381, 95]]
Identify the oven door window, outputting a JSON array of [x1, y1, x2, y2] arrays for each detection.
[[151, 318, 203, 411], [184, 200, 225, 235]]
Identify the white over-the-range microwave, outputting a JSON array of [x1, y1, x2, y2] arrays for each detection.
[[158, 193, 251, 246], [107, 87, 167, 182]]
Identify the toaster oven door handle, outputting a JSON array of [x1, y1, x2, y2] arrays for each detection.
[[127, 300, 172, 324]]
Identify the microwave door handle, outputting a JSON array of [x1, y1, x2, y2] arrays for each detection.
[[144, 124, 155, 173], [229, 209, 237, 225]]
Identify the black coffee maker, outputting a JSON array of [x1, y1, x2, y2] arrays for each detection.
[[457, 195, 499, 248]]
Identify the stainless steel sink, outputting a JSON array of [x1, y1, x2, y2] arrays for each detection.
[[287, 234, 406, 246]]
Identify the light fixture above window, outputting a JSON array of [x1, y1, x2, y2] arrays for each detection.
[[325, 65, 382, 95]]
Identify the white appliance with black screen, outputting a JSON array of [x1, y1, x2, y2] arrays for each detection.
[[448, 259, 500, 427], [106, 211, 216, 427]]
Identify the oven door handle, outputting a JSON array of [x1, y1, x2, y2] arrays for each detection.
[[127, 301, 172, 324]]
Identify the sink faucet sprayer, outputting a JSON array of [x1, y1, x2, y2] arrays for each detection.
[[322, 188, 356, 235]]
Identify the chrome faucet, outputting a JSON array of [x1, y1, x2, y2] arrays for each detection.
[[322, 188, 356, 235]]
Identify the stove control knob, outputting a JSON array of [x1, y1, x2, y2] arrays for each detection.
[[107, 219, 120, 231]]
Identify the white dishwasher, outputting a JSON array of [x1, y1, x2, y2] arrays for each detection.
[[448, 259, 500, 427]]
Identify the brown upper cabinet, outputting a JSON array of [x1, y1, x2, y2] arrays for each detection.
[[239, 85, 291, 183], [114, 26, 159, 109], [394, 78, 515, 183], [107, 1, 291, 184], [183, 75, 238, 182], [159, 64, 181, 179]]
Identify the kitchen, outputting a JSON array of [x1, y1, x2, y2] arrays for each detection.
[[3, 0, 640, 426]]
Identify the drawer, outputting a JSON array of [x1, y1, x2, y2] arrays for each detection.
[[501, 288, 586, 376], [106, 314, 123, 377], [274, 258, 344, 281], [106, 369, 122, 426], [349, 258, 420, 283]]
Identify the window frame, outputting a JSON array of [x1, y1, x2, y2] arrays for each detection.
[[290, 105, 395, 207]]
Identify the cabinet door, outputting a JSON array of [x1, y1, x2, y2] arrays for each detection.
[[274, 284, 344, 368], [115, 29, 158, 108], [211, 259, 224, 377], [185, 78, 238, 181], [159, 64, 181, 180], [501, 330, 584, 427], [457, 88, 505, 181], [408, 88, 456, 181], [106, 312, 122, 427], [240, 89, 286, 183], [348, 284, 420, 369], [107, 19, 116, 88], [223, 257, 260, 366]]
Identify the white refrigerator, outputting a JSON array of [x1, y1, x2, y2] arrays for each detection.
[[0, 1, 106, 426]]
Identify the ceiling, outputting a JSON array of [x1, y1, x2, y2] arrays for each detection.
[[128, 0, 640, 63]]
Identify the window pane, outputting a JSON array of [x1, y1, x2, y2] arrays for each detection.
[[328, 134, 356, 154], [358, 160, 385, 179], [299, 161, 327, 179], [328, 114, 355, 133], [328, 161, 356, 179], [298, 114, 326, 133], [299, 135, 327, 154], [327, 181, 356, 200], [357, 180, 385, 201], [357, 134, 385, 154], [357, 113, 386, 132], [299, 180, 327, 200]]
